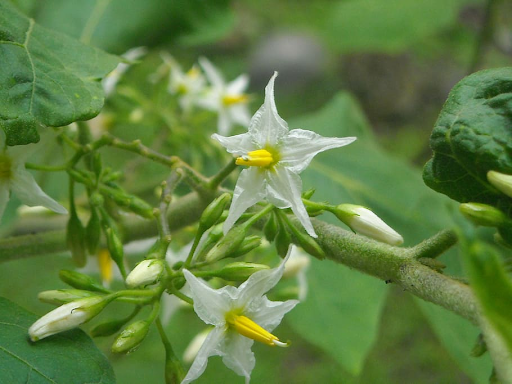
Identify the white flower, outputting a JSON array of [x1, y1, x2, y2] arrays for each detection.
[[198, 58, 251, 135], [212, 72, 356, 237], [0, 131, 67, 222], [165, 56, 207, 113], [125, 259, 165, 287], [102, 46, 147, 96], [182, 252, 298, 384], [336, 204, 404, 246], [29, 296, 107, 341]]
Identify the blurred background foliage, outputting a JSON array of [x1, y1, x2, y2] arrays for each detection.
[[2, 0, 512, 382]]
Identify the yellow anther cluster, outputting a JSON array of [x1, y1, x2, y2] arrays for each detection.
[[236, 149, 273, 167], [227, 314, 285, 347], [222, 94, 249, 106]]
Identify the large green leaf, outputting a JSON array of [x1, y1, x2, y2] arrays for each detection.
[[0, 297, 115, 384], [0, 0, 119, 145], [423, 68, 512, 214], [463, 242, 512, 381], [288, 93, 492, 380], [324, 0, 479, 53], [33, 0, 234, 53]]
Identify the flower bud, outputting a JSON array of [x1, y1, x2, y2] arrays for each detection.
[[459, 202, 508, 227], [205, 225, 247, 263], [90, 318, 128, 338], [215, 262, 270, 281], [126, 259, 165, 287], [100, 185, 154, 219], [59, 269, 110, 293], [199, 193, 231, 233], [291, 229, 325, 260], [226, 236, 262, 259], [334, 204, 403, 246], [38, 289, 98, 306], [29, 296, 109, 341], [105, 227, 127, 277], [301, 188, 316, 200], [66, 209, 87, 267], [263, 212, 278, 242], [85, 207, 101, 255], [487, 170, 512, 198], [275, 225, 292, 258], [111, 320, 150, 354]]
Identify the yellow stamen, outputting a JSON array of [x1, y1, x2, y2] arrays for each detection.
[[222, 94, 249, 106], [236, 149, 273, 167], [227, 314, 288, 347], [186, 67, 200, 78], [98, 249, 113, 287], [0, 154, 12, 180]]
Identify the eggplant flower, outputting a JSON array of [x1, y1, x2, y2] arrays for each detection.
[[198, 58, 251, 135], [212, 72, 356, 237], [0, 131, 67, 222], [182, 253, 298, 384]]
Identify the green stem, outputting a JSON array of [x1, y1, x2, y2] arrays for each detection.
[[25, 162, 68, 172], [242, 204, 274, 229], [155, 317, 185, 384], [168, 284, 194, 305], [208, 159, 237, 188]]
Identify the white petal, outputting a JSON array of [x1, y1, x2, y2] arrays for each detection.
[[266, 167, 316, 237], [229, 104, 251, 127], [280, 129, 356, 173], [199, 57, 225, 89], [248, 72, 288, 147], [10, 168, 67, 214], [226, 74, 249, 95], [223, 168, 266, 234], [183, 270, 233, 326], [248, 297, 299, 332], [181, 327, 226, 384], [235, 250, 291, 308], [211, 132, 254, 156], [217, 109, 232, 136], [220, 333, 255, 383], [0, 183, 10, 222]]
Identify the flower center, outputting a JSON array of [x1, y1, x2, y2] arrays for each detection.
[[222, 94, 249, 106], [236, 149, 274, 167], [0, 154, 13, 180], [226, 313, 288, 347]]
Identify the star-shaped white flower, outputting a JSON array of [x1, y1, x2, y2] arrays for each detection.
[[102, 46, 147, 96], [212, 72, 356, 237], [198, 57, 251, 135], [182, 253, 298, 384], [0, 131, 67, 222]]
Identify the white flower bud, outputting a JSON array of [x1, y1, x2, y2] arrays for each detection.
[[336, 204, 403, 246], [126, 259, 165, 288], [487, 170, 512, 198], [29, 296, 107, 341]]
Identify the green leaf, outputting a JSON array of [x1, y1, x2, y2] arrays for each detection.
[[324, 0, 479, 53], [423, 68, 512, 214], [288, 259, 388, 375], [0, 1, 119, 145], [463, 242, 512, 380], [0, 297, 115, 383], [289, 92, 492, 381], [33, 0, 234, 53]]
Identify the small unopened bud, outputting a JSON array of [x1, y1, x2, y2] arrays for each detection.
[[275, 226, 292, 258], [67, 210, 87, 267], [100, 185, 154, 219], [85, 207, 101, 255], [302, 188, 316, 199], [126, 259, 165, 287], [334, 204, 403, 246], [216, 262, 270, 281], [205, 225, 247, 262], [105, 227, 127, 277], [292, 230, 325, 260], [59, 269, 110, 293], [263, 213, 278, 242], [459, 202, 508, 227], [227, 236, 262, 259], [199, 193, 231, 233], [111, 320, 150, 354], [29, 296, 109, 341], [90, 318, 128, 338], [38, 289, 98, 306], [487, 170, 512, 198]]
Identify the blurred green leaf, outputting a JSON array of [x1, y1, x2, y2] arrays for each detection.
[[423, 68, 512, 213], [33, 0, 234, 54], [0, 0, 119, 145], [325, 0, 479, 53], [289, 92, 492, 381], [0, 297, 115, 383], [463, 242, 512, 381]]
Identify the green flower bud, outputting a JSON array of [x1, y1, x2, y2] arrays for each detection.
[[215, 262, 270, 281], [301, 188, 316, 199], [89, 192, 104, 207], [66, 210, 87, 267], [90, 318, 128, 338], [146, 238, 171, 259], [205, 225, 247, 263], [126, 259, 165, 288], [29, 296, 109, 341], [291, 230, 325, 260], [275, 225, 291, 258], [199, 193, 231, 233], [227, 236, 262, 259], [92, 152, 103, 177], [263, 212, 278, 242], [487, 170, 512, 198], [85, 207, 101, 255], [194, 224, 224, 262], [38, 289, 98, 306], [111, 320, 150, 354], [99, 184, 154, 219], [105, 227, 127, 278], [459, 203, 508, 227], [59, 269, 110, 293]]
